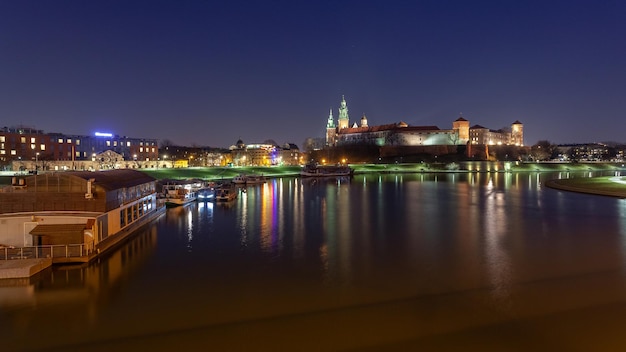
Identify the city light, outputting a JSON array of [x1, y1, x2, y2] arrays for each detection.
[[94, 132, 113, 137]]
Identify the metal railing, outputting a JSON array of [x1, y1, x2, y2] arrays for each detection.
[[0, 242, 95, 260]]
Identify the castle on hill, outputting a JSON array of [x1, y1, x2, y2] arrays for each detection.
[[325, 96, 523, 148]]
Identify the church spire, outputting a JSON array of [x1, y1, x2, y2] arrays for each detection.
[[337, 95, 349, 129], [326, 108, 335, 128]]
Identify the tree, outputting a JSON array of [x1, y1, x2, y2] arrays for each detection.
[[160, 139, 174, 148], [302, 137, 323, 152], [530, 140, 554, 161]]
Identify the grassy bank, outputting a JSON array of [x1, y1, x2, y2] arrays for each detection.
[[545, 176, 626, 198]]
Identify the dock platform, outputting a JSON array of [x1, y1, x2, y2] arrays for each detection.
[[0, 258, 52, 279]]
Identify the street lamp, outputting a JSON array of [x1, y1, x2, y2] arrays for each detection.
[[35, 152, 39, 172]]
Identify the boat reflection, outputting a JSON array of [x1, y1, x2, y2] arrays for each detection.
[[0, 226, 158, 334], [299, 175, 352, 186]]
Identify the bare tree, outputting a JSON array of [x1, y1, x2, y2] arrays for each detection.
[[160, 139, 174, 148]]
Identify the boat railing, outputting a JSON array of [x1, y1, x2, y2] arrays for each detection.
[[0, 241, 96, 261]]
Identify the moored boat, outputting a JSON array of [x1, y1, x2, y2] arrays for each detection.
[[300, 163, 354, 177], [245, 174, 266, 184], [162, 181, 198, 207], [197, 187, 215, 201], [215, 183, 237, 202], [233, 174, 267, 184], [233, 174, 247, 184]]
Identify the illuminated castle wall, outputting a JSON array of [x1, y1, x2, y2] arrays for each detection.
[[325, 97, 523, 147]]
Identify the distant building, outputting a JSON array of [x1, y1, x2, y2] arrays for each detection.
[[0, 126, 158, 167], [554, 143, 617, 161], [229, 139, 300, 166], [469, 121, 523, 146], [324, 97, 524, 148]]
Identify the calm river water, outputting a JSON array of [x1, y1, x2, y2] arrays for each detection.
[[2, 171, 626, 351]]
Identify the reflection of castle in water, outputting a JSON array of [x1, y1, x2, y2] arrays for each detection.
[[0, 226, 158, 330]]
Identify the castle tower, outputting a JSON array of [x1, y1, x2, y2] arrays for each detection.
[[325, 108, 336, 146], [511, 120, 524, 146], [337, 95, 350, 129], [360, 113, 368, 128], [452, 116, 470, 144]]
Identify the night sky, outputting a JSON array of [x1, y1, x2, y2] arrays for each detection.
[[1, 0, 625, 148]]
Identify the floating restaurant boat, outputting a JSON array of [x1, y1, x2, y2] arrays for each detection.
[[300, 163, 354, 177], [0, 169, 164, 268]]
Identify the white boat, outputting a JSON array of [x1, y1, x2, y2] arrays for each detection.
[[215, 183, 237, 202], [300, 163, 354, 177], [233, 174, 266, 184], [163, 183, 198, 207]]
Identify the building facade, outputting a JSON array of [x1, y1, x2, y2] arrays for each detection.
[[229, 140, 301, 166]]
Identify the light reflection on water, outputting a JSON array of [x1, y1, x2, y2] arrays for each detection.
[[2, 171, 626, 351]]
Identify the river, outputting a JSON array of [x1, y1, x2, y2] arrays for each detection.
[[1, 171, 626, 351]]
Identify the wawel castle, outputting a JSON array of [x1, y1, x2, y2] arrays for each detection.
[[325, 96, 524, 149]]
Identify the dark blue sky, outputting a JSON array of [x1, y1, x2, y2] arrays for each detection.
[[1, 0, 625, 148]]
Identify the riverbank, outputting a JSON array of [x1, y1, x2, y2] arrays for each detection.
[[139, 161, 626, 181], [2, 161, 625, 184]]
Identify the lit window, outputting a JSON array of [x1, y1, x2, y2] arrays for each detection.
[[10, 150, 16, 155], [106, 141, 111, 146], [20, 137, 26, 143], [67, 139, 72, 144], [126, 141, 131, 147], [0, 136, 4, 142], [31, 144, 35, 150], [76, 151, 80, 157], [113, 141, 118, 146], [58, 138, 63, 143], [40, 144, 45, 150], [76, 140, 80, 145], [0, 150, 4, 154], [30, 137, 35, 143], [140, 141, 144, 146], [140, 147, 144, 152]]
